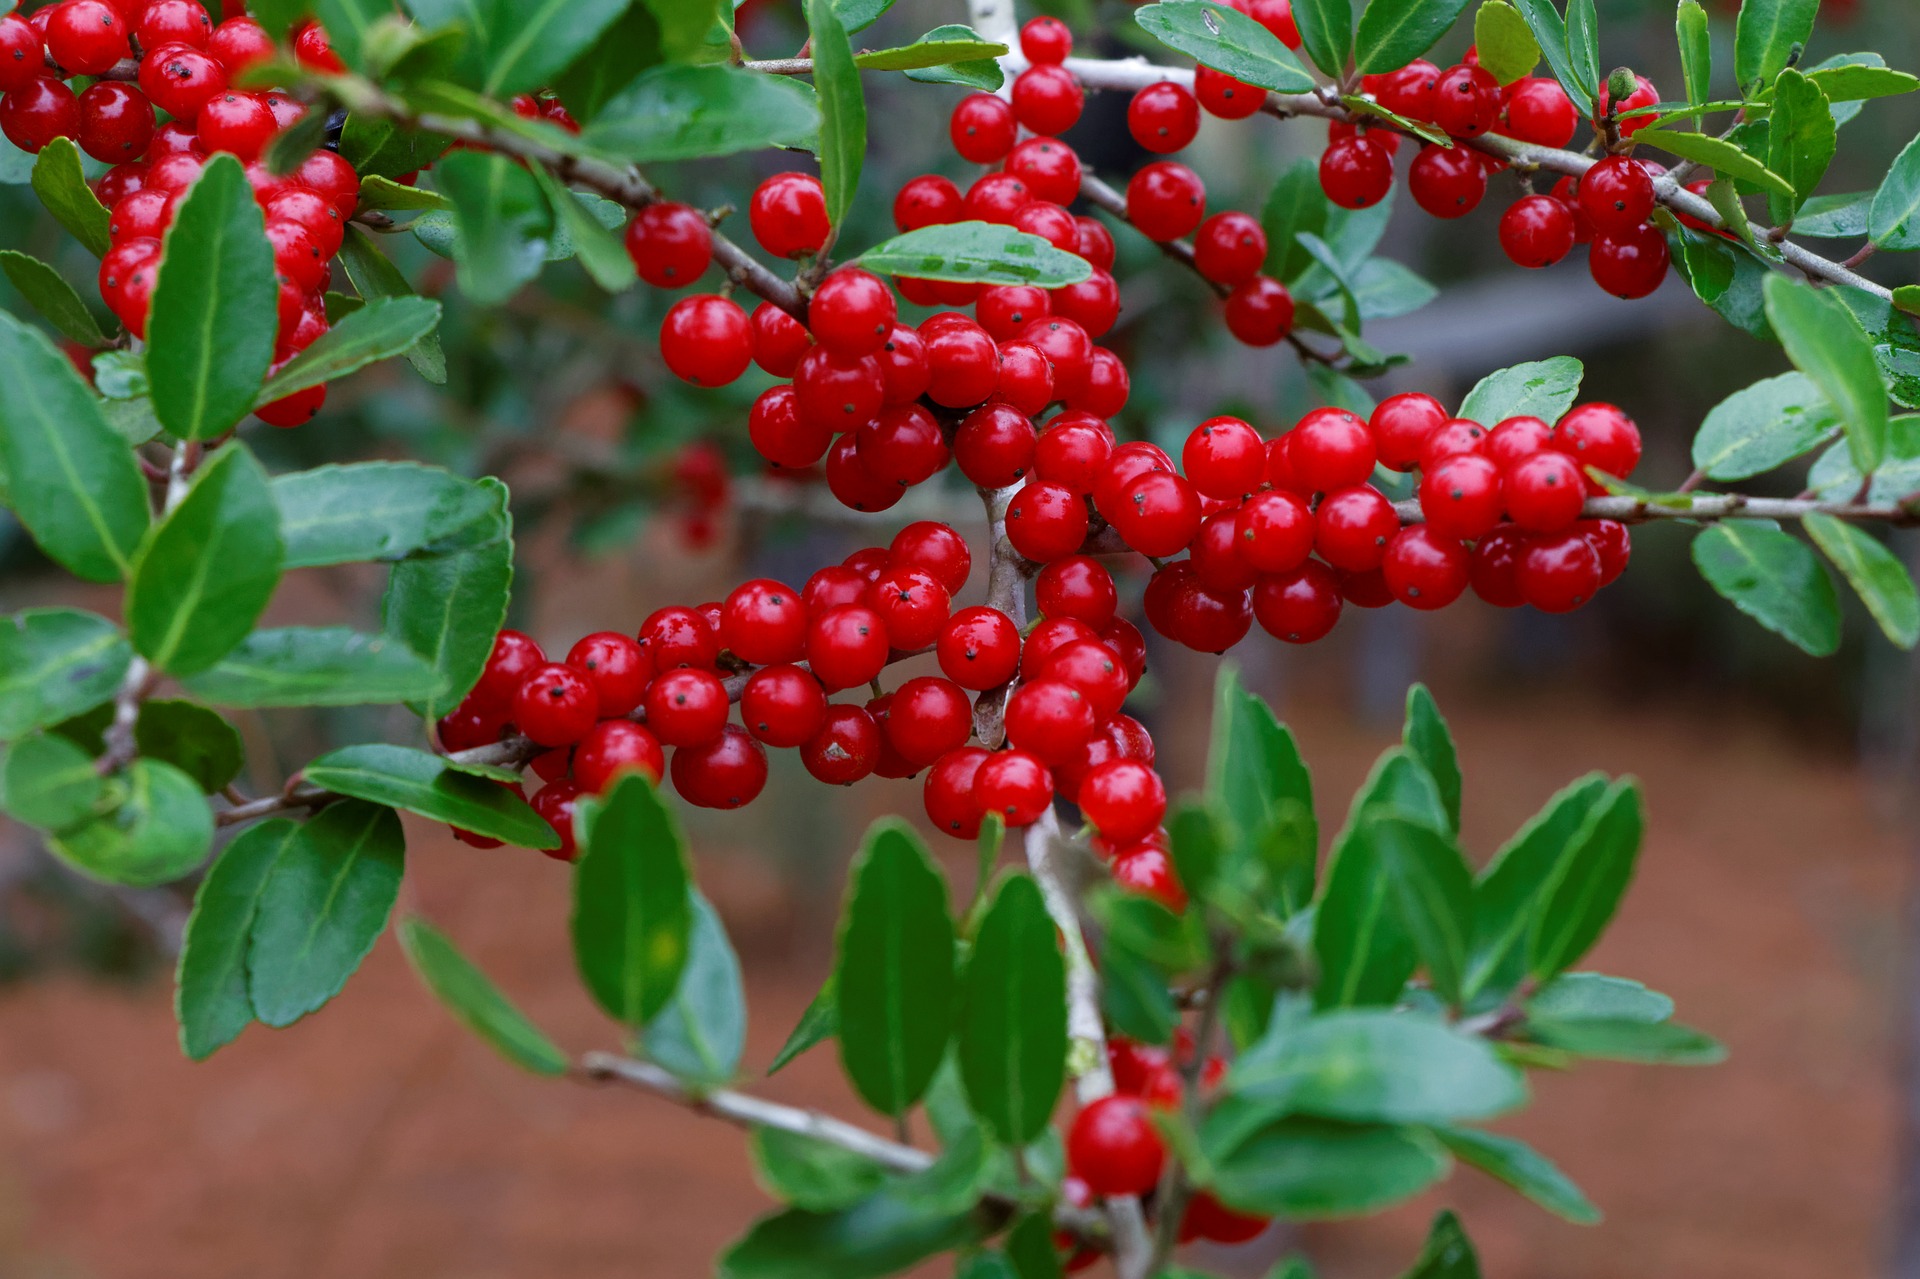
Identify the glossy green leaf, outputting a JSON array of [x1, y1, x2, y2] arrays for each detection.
[[1457, 355, 1582, 426], [1691, 371, 1837, 480], [247, 799, 405, 1027], [1206, 665, 1316, 904], [899, 26, 1003, 91], [1733, 0, 1817, 92], [1464, 773, 1607, 999], [0, 250, 107, 345], [1765, 70, 1835, 222], [338, 226, 447, 384], [1262, 159, 1329, 284], [1208, 1116, 1448, 1218], [1529, 972, 1673, 1023], [175, 819, 297, 1059], [483, 0, 633, 95], [303, 743, 557, 847], [1135, 2, 1315, 92], [750, 1127, 888, 1212], [30, 138, 109, 257], [1676, 0, 1710, 119], [1870, 133, 1920, 251], [571, 774, 693, 1026], [835, 818, 956, 1117], [958, 874, 1066, 1146], [1314, 750, 1444, 1007], [1353, 0, 1472, 76], [255, 297, 443, 403], [1527, 1016, 1726, 1064], [147, 156, 278, 441], [1807, 414, 1920, 502], [1471, 0, 1536, 85], [645, 892, 747, 1084], [637, 0, 726, 62], [804, 0, 864, 229], [1291, 0, 1352, 78], [433, 150, 554, 305], [46, 757, 211, 886], [0, 609, 131, 740], [1403, 1211, 1481, 1278], [273, 462, 497, 570], [125, 446, 283, 678], [0, 311, 150, 582], [1804, 512, 1920, 648], [768, 976, 837, 1075], [133, 700, 242, 793], [399, 915, 569, 1075], [1632, 129, 1794, 197], [1100, 927, 1181, 1046], [1370, 818, 1473, 1004], [859, 221, 1092, 288], [1510, 0, 1590, 114], [1527, 780, 1644, 981], [832, 0, 894, 32], [1434, 1127, 1600, 1224], [184, 627, 446, 708], [1563, 0, 1599, 101], [1230, 1008, 1526, 1122], [530, 167, 636, 292], [1402, 684, 1460, 833], [1693, 519, 1841, 656], [381, 476, 513, 720], [856, 31, 1007, 71], [4, 731, 103, 830], [584, 64, 820, 162], [717, 1187, 985, 1279], [1763, 274, 1888, 472], [1807, 63, 1919, 101]]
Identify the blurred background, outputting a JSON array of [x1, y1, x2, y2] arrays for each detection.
[[1, 0, 1918, 1274]]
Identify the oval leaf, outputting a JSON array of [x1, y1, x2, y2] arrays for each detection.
[[958, 874, 1066, 1147], [303, 742, 557, 848], [1762, 274, 1889, 473], [1457, 356, 1583, 426], [30, 138, 109, 257], [398, 915, 570, 1075], [1870, 132, 1920, 251], [571, 774, 694, 1027], [804, 0, 864, 229], [1354, 0, 1473, 77], [644, 891, 747, 1084], [1526, 779, 1644, 981], [1733, 0, 1818, 91], [584, 63, 821, 162], [859, 221, 1092, 288], [1208, 1116, 1449, 1218], [255, 296, 443, 403], [380, 475, 513, 720], [1691, 371, 1837, 481], [1473, 0, 1538, 86], [1693, 519, 1841, 655], [48, 757, 212, 887], [1804, 512, 1920, 649], [1434, 1127, 1601, 1224], [1229, 1009, 1526, 1123], [176, 818, 298, 1059], [184, 626, 446, 708], [273, 461, 497, 569], [0, 249, 108, 346], [1136, 1, 1315, 93], [0, 608, 132, 739]]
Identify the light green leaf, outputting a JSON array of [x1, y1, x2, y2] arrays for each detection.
[[1763, 274, 1888, 472], [768, 976, 837, 1075], [1527, 1016, 1726, 1064], [530, 167, 636, 292], [175, 818, 297, 1059], [1693, 519, 1842, 655], [572, 774, 694, 1026], [184, 626, 446, 708], [1314, 750, 1443, 1007], [1434, 1127, 1601, 1224], [1207, 1116, 1448, 1219], [750, 1127, 888, 1212], [833, 0, 895, 33], [1457, 356, 1582, 426], [1870, 133, 1920, 251], [645, 891, 747, 1084], [30, 138, 109, 257], [1765, 70, 1835, 223], [1135, 2, 1316, 92], [1473, 0, 1537, 86], [859, 221, 1092, 288], [1510, 0, 1590, 114], [1806, 63, 1919, 102], [1733, 0, 1818, 92], [717, 1187, 985, 1279], [0, 250, 107, 345], [1691, 371, 1837, 480], [0, 609, 132, 739], [855, 32, 1007, 72], [1401, 684, 1460, 833], [304, 743, 557, 849], [1632, 128, 1795, 197], [1529, 972, 1673, 1023], [434, 149, 555, 305], [4, 731, 104, 831], [400, 915, 569, 1075], [639, 0, 726, 63], [1804, 512, 1920, 648], [47, 758, 212, 886], [273, 462, 497, 570], [482, 0, 634, 96], [583, 63, 821, 162], [1676, 0, 1710, 120], [1370, 818, 1473, 1005], [255, 296, 443, 403], [1563, 0, 1599, 103]]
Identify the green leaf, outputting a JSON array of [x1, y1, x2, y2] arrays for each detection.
[[1763, 275, 1888, 472], [639, 0, 726, 62], [1510, 0, 1590, 115], [0, 609, 131, 739], [804, 0, 864, 230], [304, 743, 557, 848], [1457, 356, 1582, 426], [1807, 414, 1920, 502], [1465, 773, 1608, 999], [835, 818, 956, 1117], [357, 175, 450, 211], [47, 757, 212, 885], [247, 799, 406, 1027], [125, 446, 284, 678], [1292, 0, 1353, 78], [1167, 801, 1224, 902], [133, 700, 242, 792], [855, 32, 1007, 72], [1527, 1016, 1726, 1064], [1208, 1116, 1448, 1219], [1631, 129, 1795, 198], [1473, 0, 1537, 86], [768, 976, 838, 1074], [274, 462, 498, 569], [1262, 159, 1328, 284], [1693, 519, 1841, 655], [1005, 1213, 1064, 1279], [583, 64, 821, 162], [0, 311, 150, 582], [480, 0, 633, 96], [1871, 133, 1920, 252], [255, 297, 443, 403], [1314, 750, 1443, 1007], [1806, 63, 1919, 102], [30, 138, 109, 257], [858, 221, 1092, 288], [958, 874, 1066, 1147], [645, 891, 747, 1084], [750, 1127, 888, 1212], [338, 226, 447, 384], [1733, 0, 1817, 92], [1434, 1127, 1600, 1224], [381, 475, 513, 720], [1401, 684, 1460, 833], [1206, 665, 1316, 908], [1100, 929, 1180, 1046], [1765, 70, 1835, 222], [530, 167, 636, 292], [1804, 512, 1920, 648], [833, 0, 895, 33], [183, 626, 446, 708], [551, 1, 662, 122], [399, 915, 570, 1075], [1353, 0, 1473, 76], [717, 1188, 985, 1279], [146, 155, 278, 440], [1230, 1008, 1526, 1122], [175, 819, 297, 1060], [1529, 972, 1673, 1023], [900, 31, 1004, 92], [1369, 818, 1473, 1005], [0, 250, 107, 345], [1527, 780, 1644, 981], [1135, 2, 1315, 93], [1691, 371, 1837, 481], [571, 774, 694, 1026], [1676, 0, 1710, 120], [433, 150, 554, 305], [4, 731, 104, 830], [1402, 1211, 1480, 1279], [1563, 0, 1599, 102]]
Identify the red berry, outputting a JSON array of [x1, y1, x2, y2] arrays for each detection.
[[825, 435, 902, 514], [1035, 557, 1116, 627], [801, 705, 882, 785], [574, 720, 666, 793], [1012, 64, 1083, 135], [1578, 156, 1655, 234], [806, 604, 890, 692], [1078, 760, 1165, 844], [660, 293, 751, 386], [1419, 454, 1504, 539], [893, 173, 961, 231], [1, 77, 79, 152], [1315, 484, 1400, 571], [0, 15, 45, 94], [1381, 525, 1470, 609], [923, 316, 1001, 407], [47, 0, 128, 76], [1109, 471, 1202, 558], [1374, 59, 1439, 120], [1554, 402, 1641, 485], [1223, 275, 1294, 346], [1020, 15, 1072, 64], [1126, 160, 1206, 242], [938, 606, 1021, 690], [671, 725, 768, 810], [795, 346, 885, 433], [1502, 77, 1577, 147], [1005, 136, 1083, 206], [1051, 272, 1120, 341], [886, 676, 972, 766], [626, 201, 713, 288], [205, 14, 274, 75], [1128, 80, 1200, 153], [1598, 73, 1659, 138], [1421, 418, 1487, 468], [716, 579, 804, 666], [856, 403, 944, 489], [565, 631, 650, 717], [977, 285, 1051, 341], [1517, 529, 1603, 611], [640, 605, 719, 671], [1194, 64, 1263, 119], [110, 188, 171, 244], [138, 0, 211, 50], [1181, 1192, 1270, 1245], [1319, 135, 1395, 210], [738, 664, 828, 748], [1017, 316, 1092, 398], [1589, 222, 1669, 299], [1499, 194, 1577, 268], [1504, 450, 1586, 530], [643, 667, 729, 748], [1290, 407, 1376, 491], [950, 91, 1016, 163], [531, 782, 582, 860], [291, 19, 344, 72], [1469, 525, 1527, 606], [514, 663, 600, 747], [1431, 63, 1499, 137], [809, 266, 898, 358], [1183, 415, 1266, 498], [1236, 490, 1314, 572], [291, 148, 358, 219], [1004, 679, 1096, 765], [75, 81, 153, 163], [993, 340, 1056, 415], [923, 746, 990, 839], [138, 43, 226, 121], [1040, 639, 1130, 721], [264, 187, 344, 257], [1253, 560, 1342, 642], [1582, 518, 1632, 584], [1249, 0, 1302, 46], [1111, 843, 1187, 911], [1408, 143, 1487, 218], [1484, 414, 1554, 470], [749, 172, 829, 258], [1370, 392, 1447, 471], [1067, 1096, 1167, 1197], [889, 521, 973, 596], [866, 564, 951, 651], [1075, 216, 1116, 271], [975, 749, 1055, 826], [1007, 479, 1091, 563], [1191, 211, 1268, 287], [954, 402, 1039, 489], [198, 90, 278, 161]]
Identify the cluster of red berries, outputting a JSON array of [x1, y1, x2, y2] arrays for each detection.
[[1, 3, 361, 425]]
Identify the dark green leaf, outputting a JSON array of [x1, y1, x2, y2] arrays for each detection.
[[1135, 2, 1316, 92], [768, 976, 838, 1074], [1434, 1127, 1600, 1224], [1691, 371, 1837, 480], [1804, 512, 1920, 648], [833, 0, 895, 33], [274, 462, 498, 569], [1632, 128, 1795, 197], [304, 743, 558, 848], [125, 446, 284, 678], [1511, 0, 1590, 114], [1353, 0, 1473, 76], [1457, 356, 1582, 426], [255, 297, 443, 403], [583, 64, 821, 162], [750, 1127, 888, 1212], [572, 774, 693, 1026], [1293, 0, 1353, 78], [717, 1187, 985, 1279], [381, 475, 513, 720], [1473, 0, 1536, 85], [176, 819, 297, 1059], [30, 138, 110, 257], [1314, 750, 1444, 1007], [1527, 780, 1644, 981], [552, 1, 661, 123], [1206, 665, 1316, 903], [1465, 773, 1607, 999], [247, 799, 405, 1027], [1763, 275, 1888, 472], [1208, 1116, 1448, 1218], [645, 891, 747, 1084], [1676, 0, 1710, 117], [1733, 0, 1817, 92], [1563, 0, 1599, 101], [184, 626, 446, 708], [1005, 1213, 1064, 1279], [855, 32, 1007, 72], [338, 226, 447, 383], [134, 700, 242, 792], [1262, 159, 1328, 284], [434, 150, 554, 305], [1765, 70, 1835, 222], [1403, 1211, 1480, 1279], [1692, 519, 1842, 656], [1527, 1016, 1726, 1064], [1370, 818, 1473, 1004], [1871, 133, 1920, 251], [47, 757, 212, 885], [0, 609, 131, 739], [835, 818, 956, 1116], [0, 311, 150, 582], [639, 0, 727, 63], [1100, 930, 1180, 1045], [1401, 684, 1460, 833], [0, 250, 107, 345], [530, 167, 636, 292], [4, 731, 104, 830], [357, 175, 450, 211], [1167, 801, 1224, 902], [1529, 972, 1673, 1023], [958, 874, 1066, 1146], [147, 155, 278, 440], [859, 221, 1092, 288], [480, 0, 633, 96], [399, 915, 570, 1075], [805, 0, 865, 230]]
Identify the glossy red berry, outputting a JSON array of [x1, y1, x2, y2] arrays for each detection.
[[1517, 529, 1604, 612], [566, 631, 650, 717], [660, 294, 751, 386], [1554, 402, 1641, 484], [514, 663, 600, 747], [1315, 484, 1400, 571], [801, 705, 881, 785], [0, 15, 44, 94], [1578, 156, 1655, 234], [1469, 525, 1527, 607], [75, 82, 153, 163], [1078, 760, 1165, 844], [1181, 1192, 1270, 1245], [886, 676, 972, 766], [671, 725, 768, 810], [640, 605, 720, 671], [1381, 525, 1470, 609], [1067, 1096, 1167, 1197], [1223, 275, 1295, 346], [1192, 211, 1268, 287], [810, 267, 897, 358], [1431, 63, 1499, 137], [1370, 392, 1446, 471], [1126, 161, 1206, 242], [1012, 63, 1083, 136], [954, 403, 1038, 489], [889, 521, 973, 596], [1005, 136, 1082, 206], [1108, 471, 1203, 557], [1505, 450, 1586, 530], [1419, 454, 1504, 539], [1128, 80, 1200, 153], [1036, 556, 1118, 627], [1183, 415, 1266, 498], [1, 77, 80, 152], [1249, 0, 1302, 45], [208, 17, 273, 75], [749, 171, 829, 258], [1290, 408, 1376, 491], [1020, 15, 1072, 63], [950, 91, 1016, 163], [1007, 479, 1092, 563], [47, 0, 128, 75], [737, 664, 828, 748], [1253, 560, 1342, 642], [1039, 639, 1129, 721], [644, 667, 730, 747], [975, 749, 1055, 827], [1484, 415, 1554, 470], [938, 606, 1021, 690], [1374, 59, 1439, 119], [1589, 222, 1669, 299], [1499, 194, 1577, 268], [1318, 135, 1395, 210], [138, 0, 212, 50], [197, 90, 276, 161], [1194, 64, 1263, 119], [531, 782, 582, 860], [1598, 73, 1659, 138], [806, 604, 890, 692], [291, 20, 344, 72], [574, 720, 666, 793], [1408, 143, 1487, 218], [923, 746, 989, 839], [1235, 490, 1314, 573], [1111, 843, 1187, 911], [1502, 76, 1577, 147], [626, 201, 713, 288], [138, 44, 227, 121], [923, 317, 1001, 408], [716, 579, 805, 666], [292, 148, 359, 219]]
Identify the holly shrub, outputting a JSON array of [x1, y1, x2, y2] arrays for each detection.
[[0, 0, 1914, 1274]]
